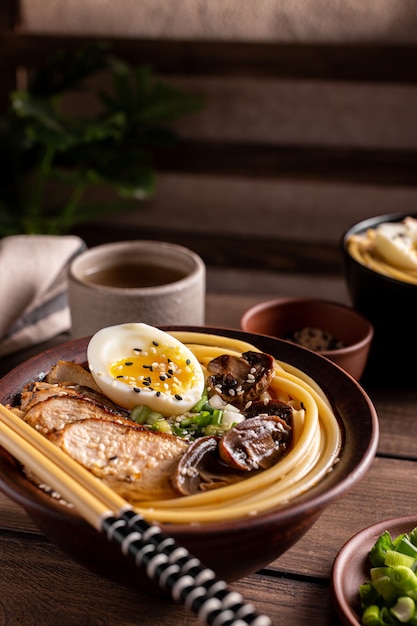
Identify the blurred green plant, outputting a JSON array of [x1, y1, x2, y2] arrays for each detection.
[[0, 42, 204, 236]]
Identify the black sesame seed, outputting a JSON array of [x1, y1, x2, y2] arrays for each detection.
[[116, 375, 124, 379], [152, 341, 159, 346], [186, 359, 191, 365], [175, 394, 182, 401], [143, 381, 151, 386], [125, 361, 133, 366], [156, 391, 161, 397], [133, 387, 141, 393], [159, 375, 166, 381], [168, 369, 174, 375]]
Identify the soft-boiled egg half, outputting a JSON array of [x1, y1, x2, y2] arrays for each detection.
[[87, 323, 205, 414]]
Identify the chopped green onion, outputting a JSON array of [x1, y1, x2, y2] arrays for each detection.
[[370, 531, 394, 567], [362, 605, 381, 626], [361, 526, 417, 625], [394, 534, 409, 550], [146, 411, 165, 425], [179, 416, 195, 428], [191, 392, 209, 412], [370, 571, 397, 603], [360, 581, 380, 607], [151, 419, 172, 434], [130, 405, 152, 424], [204, 424, 223, 437], [390, 566, 417, 594], [390, 597, 415, 623], [380, 606, 397, 624], [195, 411, 211, 426], [397, 538, 417, 560], [385, 550, 416, 570], [371, 566, 391, 581], [211, 409, 223, 426]]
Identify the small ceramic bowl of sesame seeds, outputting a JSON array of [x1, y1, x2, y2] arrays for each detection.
[[240, 297, 373, 381]]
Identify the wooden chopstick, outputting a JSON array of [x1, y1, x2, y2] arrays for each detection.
[[0, 416, 111, 526], [0, 404, 273, 626], [0, 403, 129, 526]]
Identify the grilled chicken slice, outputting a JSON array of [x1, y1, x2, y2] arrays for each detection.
[[23, 395, 133, 435], [48, 418, 189, 501], [20, 380, 130, 417], [20, 381, 78, 411], [45, 360, 101, 392]]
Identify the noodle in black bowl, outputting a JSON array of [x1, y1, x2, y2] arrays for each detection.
[[0, 326, 378, 592], [342, 212, 417, 387]]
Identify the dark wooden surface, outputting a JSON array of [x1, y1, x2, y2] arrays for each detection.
[[0, 283, 416, 625]]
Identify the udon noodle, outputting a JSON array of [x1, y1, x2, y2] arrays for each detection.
[[131, 331, 343, 524], [347, 226, 417, 285]]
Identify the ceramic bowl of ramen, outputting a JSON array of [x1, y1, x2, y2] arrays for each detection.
[[240, 297, 373, 381], [342, 212, 417, 386], [0, 326, 378, 593]]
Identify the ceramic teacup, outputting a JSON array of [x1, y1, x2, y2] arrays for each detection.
[[67, 240, 206, 338]]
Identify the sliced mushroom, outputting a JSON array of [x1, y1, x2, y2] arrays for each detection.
[[243, 399, 293, 426], [172, 409, 293, 495], [171, 436, 249, 496], [219, 415, 292, 471], [206, 351, 275, 407]]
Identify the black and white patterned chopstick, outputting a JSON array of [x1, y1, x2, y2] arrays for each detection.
[[103, 509, 273, 626]]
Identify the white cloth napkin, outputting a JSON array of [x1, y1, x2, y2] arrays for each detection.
[[0, 235, 86, 358]]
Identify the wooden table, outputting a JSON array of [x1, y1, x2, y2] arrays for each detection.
[[0, 288, 415, 625]]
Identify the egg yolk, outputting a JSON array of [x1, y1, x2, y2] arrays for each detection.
[[109, 344, 198, 399]]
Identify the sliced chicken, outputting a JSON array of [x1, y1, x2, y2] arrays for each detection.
[[23, 395, 133, 435], [45, 360, 101, 392], [20, 380, 130, 417], [20, 381, 87, 411], [48, 418, 189, 501]]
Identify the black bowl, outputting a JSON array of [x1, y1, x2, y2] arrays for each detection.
[[342, 213, 417, 387], [0, 326, 379, 592]]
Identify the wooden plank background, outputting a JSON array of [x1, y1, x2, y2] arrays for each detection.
[[1, 2, 417, 293]]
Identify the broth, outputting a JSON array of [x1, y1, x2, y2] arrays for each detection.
[[83, 263, 187, 289]]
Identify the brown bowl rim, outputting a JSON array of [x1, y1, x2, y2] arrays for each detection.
[[240, 297, 374, 358]]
